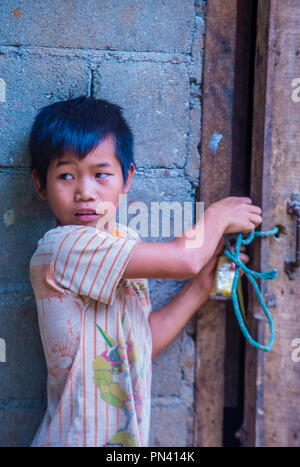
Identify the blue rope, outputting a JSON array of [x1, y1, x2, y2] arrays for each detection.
[[223, 226, 279, 352]]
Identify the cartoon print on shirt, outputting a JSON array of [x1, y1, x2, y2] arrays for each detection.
[[92, 315, 143, 446], [119, 278, 149, 300]]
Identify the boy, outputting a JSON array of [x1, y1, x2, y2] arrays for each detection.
[[29, 96, 261, 447]]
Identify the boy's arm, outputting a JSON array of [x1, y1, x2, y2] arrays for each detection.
[[148, 241, 249, 358], [123, 197, 261, 281], [123, 205, 227, 280], [148, 277, 210, 358]]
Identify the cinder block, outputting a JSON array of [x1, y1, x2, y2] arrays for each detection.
[[148, 278, 184, 312], [152, 338, 182, 397], [0, 404, 46, 447], [150, 400, 188, 447], [180, 332, 196, 387], [0, 295, 47, 399], [123, 171, 194, 243], [93, 61, 190, 169], [0, 170, 55, 284], [0, 53, 90, 166], [0, 0, 195, 53]]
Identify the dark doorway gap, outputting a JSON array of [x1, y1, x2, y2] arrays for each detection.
[[222, 0, 258, 447]]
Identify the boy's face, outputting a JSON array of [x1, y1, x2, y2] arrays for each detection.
[[32, 134, 135, 231]]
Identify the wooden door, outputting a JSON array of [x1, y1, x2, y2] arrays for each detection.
[[194, 0, 300, 447], [240, 0, 300, 447]]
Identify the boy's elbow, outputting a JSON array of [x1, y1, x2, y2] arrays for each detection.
[[172, 240, 202, 279], [181, 252, 202, 279]]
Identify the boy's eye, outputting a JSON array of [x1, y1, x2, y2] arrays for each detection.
[[58, 173, 109, 180], [59, 173, 73, 180]]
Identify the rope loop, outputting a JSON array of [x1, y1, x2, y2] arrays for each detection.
[[223, 226, 279, 351]]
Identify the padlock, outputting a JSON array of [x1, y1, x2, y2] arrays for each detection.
[[210, 254, 235, 299]]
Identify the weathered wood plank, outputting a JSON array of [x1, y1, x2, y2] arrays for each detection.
[[194, 0, 257, 445], [194, 0, 239, 447], [262, 0, 300, 447], [242, 0, 300, 447]]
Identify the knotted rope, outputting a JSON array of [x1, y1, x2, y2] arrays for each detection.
[[223, 226, 279, 351]]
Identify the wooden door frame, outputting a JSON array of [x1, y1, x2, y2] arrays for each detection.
[[194, 0, 257, 446]]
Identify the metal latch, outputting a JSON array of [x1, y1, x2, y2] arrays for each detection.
[[284, 193, 300, 280]]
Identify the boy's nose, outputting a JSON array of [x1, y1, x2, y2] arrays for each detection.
[[74, 180, 96, 201]]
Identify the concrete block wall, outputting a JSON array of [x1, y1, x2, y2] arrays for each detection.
[[0, 0, 206, 446]]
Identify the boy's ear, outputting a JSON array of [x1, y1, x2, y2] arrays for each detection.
[[31, 169, 47, 201], [122, 163, 135, 194]]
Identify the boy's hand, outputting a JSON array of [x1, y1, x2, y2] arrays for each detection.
[[189, 238, 249, 298], [209, 196, 262, 234]]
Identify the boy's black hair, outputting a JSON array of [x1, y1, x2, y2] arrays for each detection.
[[29, 95, 135, 192]]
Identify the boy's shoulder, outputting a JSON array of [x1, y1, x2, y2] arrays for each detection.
[[36, 223, 140, 247], [115, 223, 140, 241]]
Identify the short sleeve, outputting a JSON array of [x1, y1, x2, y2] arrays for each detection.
[[53, 226, 138, 305]]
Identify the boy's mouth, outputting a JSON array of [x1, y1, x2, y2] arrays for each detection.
[[75, 209, 98, 220]]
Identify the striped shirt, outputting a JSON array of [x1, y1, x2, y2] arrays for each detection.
[[29, 223, 152, 447]]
